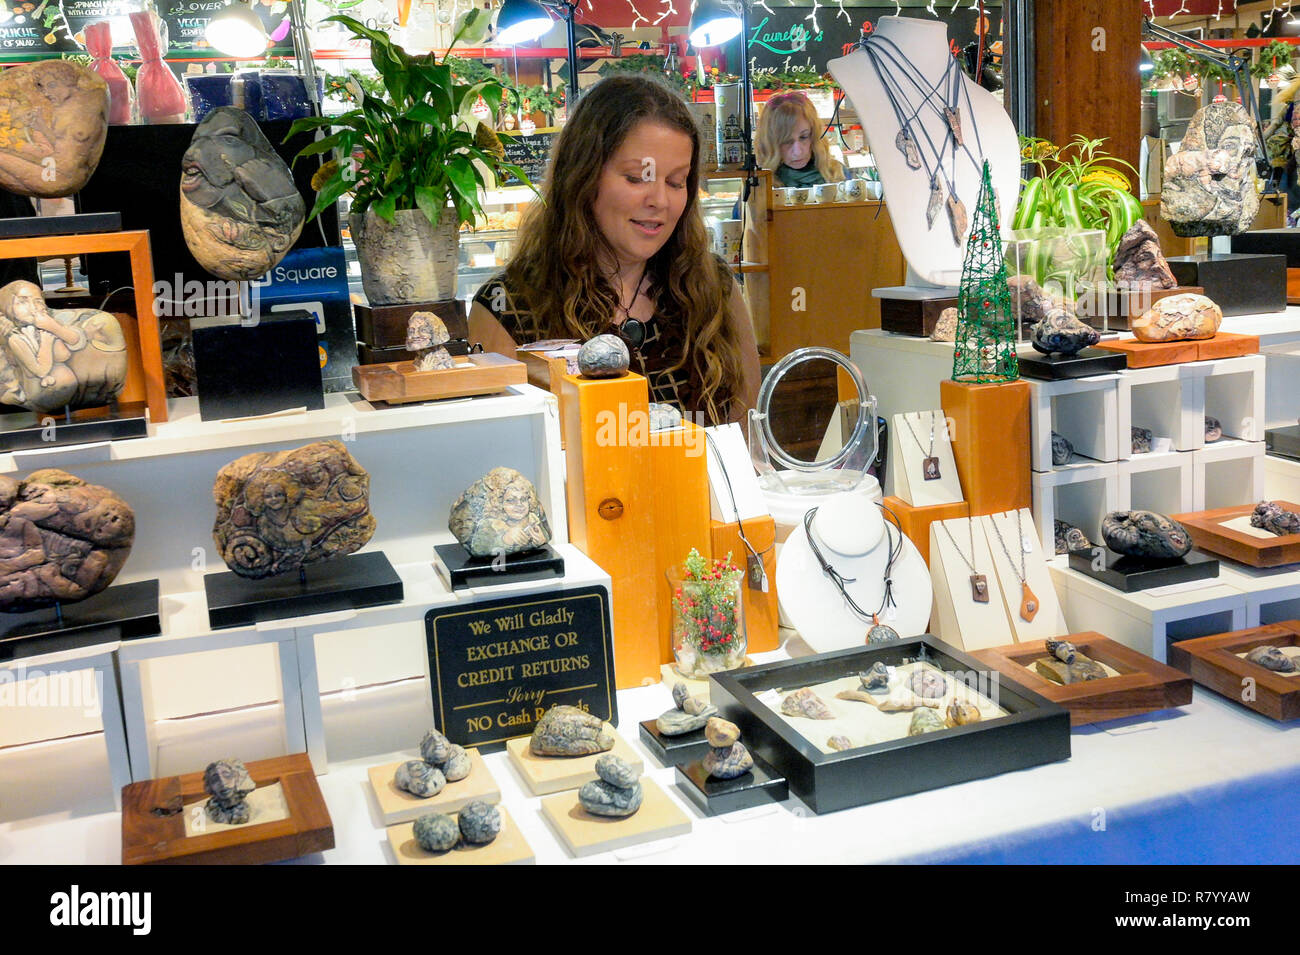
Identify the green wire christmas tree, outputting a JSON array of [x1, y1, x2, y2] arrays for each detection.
[[952, 160, 1019, 383]]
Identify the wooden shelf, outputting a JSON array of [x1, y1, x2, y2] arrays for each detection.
[[730, 262, 768, 273]]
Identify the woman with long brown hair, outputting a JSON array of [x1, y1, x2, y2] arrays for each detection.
[[755, 91, 844, 188], [469, 74, 760, 425]]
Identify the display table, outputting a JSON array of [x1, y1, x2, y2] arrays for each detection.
[[3, 644, 1296, 864]]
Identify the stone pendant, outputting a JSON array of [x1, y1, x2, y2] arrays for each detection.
[[922, 456, 940, 481], [926, 174, 942, 229], [947, 193, 968, 244], [896, 127, 922, 169], [1019, 581, 1040, 622], [944, 107, 963, 147], [867, 613, 900, 644], [970, 573, 989, 603]]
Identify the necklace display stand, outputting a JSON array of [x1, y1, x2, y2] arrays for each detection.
[[776, 494, 931, 653], [980, 508, 1067, 641], [829, 16, 1019, 290], [928, 516, 1015, 651], [890, 410, 962, 506]]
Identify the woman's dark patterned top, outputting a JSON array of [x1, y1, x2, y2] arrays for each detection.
[[474, 271, 732, 424]]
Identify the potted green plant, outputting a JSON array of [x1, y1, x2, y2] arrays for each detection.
[[288, 15, 534, 305]]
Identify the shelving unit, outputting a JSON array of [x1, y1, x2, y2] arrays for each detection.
[[1027, 374, 1121, 472], [1031, 462, 1120, 553], [1119, 450, 1195, 515]]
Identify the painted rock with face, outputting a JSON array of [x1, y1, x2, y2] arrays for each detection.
[[1113, 219, 1177, 290], [1132, 293, 1222, 343], [212, 440, 375, 579], [1101, 509, 1192, 560], [448, 466, 551, 558], [0, 60, 108, 198], [181, 107, 305, 280], [0, 468, 134, 612], [1251, 501, 1300, 537], [203, 758, 255, 825], [0, 281, 128, 414], [1162, 101, 1260, 237]]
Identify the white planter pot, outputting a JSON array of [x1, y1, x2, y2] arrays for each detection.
[[350, 206, 459, 305]]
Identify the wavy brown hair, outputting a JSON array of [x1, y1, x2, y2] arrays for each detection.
[[755, 92, 844, 182], [505, 74, 746, 423]]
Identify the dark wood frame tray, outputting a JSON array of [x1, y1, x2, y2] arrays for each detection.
[[971, 632, 1193, 726], [1169, 622, 1300, 721], [708, 635, 1071, 814], [1173, 502, 1300, 568], [121, 753, 333, 864]]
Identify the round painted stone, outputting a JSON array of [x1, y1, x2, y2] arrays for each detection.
[[577, 334, 630, 379], [867, 621, 900, 644], [595, 753, 641, 788], [656, 706, 714, 736], [395, 760, 445, 798], [412, 813, 459, 852], [704, 717, 740, 748], [1101, 510, 1192, 559], [827, 735, 853, 752], [420, 728, 452, 764], [702, 741, 754, 780], [579, 778, 643, 817], [908, 669, 948, 699], [441, 744, 471, 782], [908, 707, 946, 736], [457, 800, 501, 845], [671, 681, 690, 710]]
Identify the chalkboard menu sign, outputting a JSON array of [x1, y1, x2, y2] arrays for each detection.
[[499, 128, 556, 188], [425, 585, 615, 752], [745, 4, 1000, 75]]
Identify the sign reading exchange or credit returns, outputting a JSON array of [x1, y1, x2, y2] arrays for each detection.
[[425, 585, 615, 752]]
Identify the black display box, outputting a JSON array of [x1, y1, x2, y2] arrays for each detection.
[[879, 292, 957, 338], [0, 400, 148, 452], [1229, 228, 1300, 268], [1266, 424, 1300, 462], [1068, 549, 1219, 593], [1166, 253, 1287, 316], [432, 543, 564, 591], [675, 751, 789, 816], [192, 310, 324, 421], [0, 579, 160, 661], [1017, 349, 1127, 381], [638, 719, 712, 766], [708, 636, 1071, 814]]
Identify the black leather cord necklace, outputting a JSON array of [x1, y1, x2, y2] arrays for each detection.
[[803, 503, 905, 643]]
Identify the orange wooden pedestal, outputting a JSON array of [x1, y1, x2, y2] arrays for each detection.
[[710, 515, 779, 652], [0, 230, 167, 422], [939, 380, 1031, 517], [883, 496, 970, 567], [560, 373, 714, 687], [1094, 332, 1259, 368]]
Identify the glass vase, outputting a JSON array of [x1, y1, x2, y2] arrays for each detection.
[[668, 568, 747, 680]]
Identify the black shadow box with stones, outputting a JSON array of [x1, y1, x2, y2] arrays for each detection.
[[708, 635, 1071, 814]]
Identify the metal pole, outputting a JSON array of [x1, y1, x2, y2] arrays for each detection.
[[564, 0, 580, 101], [289, 0, 321, 117], [739, 0, 757, 200]]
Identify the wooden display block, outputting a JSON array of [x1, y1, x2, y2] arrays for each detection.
[[650, 421, 713, 665], [505, 727, 642, 796], [711, 516, 779, 652], [1173, 502, 1300, 568], [357, 340, 470, 366], [121, 753, 332, 865], [518, 347, 573, 448], [884, 495, 969, 567], [540, 777, 692, 858], [940, 379, 1031, 517], [366, 750, 500, 826], [1196, 332, 1259, 361], [0, 230, 167, 422], [355, 299, 466, 349], [352, 352, 526, 404], [560, 372, 660, 687], [1096, 333, 1261, 368], [878, 290, 957, 337], [973, 634, 1193, 726], [1169, 623, 1300, 721], [387, 805, 534, 865]]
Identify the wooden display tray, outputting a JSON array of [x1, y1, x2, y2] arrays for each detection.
[[1169, 622, 1300, 721], [1172, 502, 1300, 568], [1093, 331, 1259, 368], [352, 352, 526, 404], [972, 633, 1193, 726], [505, 727, 642, 796], [386, 805, 534, 865], [366, 750, 500, 826], [121, 753, 333, 865], [539, 776, 691, 858]]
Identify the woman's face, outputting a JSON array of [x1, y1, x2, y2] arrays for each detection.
[[781, 118, 814, 169], [591, 120, 693, 272]]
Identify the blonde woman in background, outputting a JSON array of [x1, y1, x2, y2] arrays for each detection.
[[755, 91, 845, 188]]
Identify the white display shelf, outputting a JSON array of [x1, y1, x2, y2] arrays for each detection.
[[1031, 462, 1119, 554], [1027, 374, 1121, 472], [1118, 449, 1195, 515], [1118, 362, 1207, 456], [1201, 354, 1266, 442], [1194, 439, 1265, 511], [1049, 559, 1248, 661], [1265, 452, 1300, 499], [1218, 561, 1300, 629]]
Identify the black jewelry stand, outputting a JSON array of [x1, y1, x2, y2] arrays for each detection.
[[433, 543, 564, 592], [1017, 349, 1127, 381], [0, 579, 161, 661], [0, 400, 149, 452], [638, 719, 712, 766], [204, 551, 404, 629], [674, 752, 788, 816], [1068, 549, 1218, 593]]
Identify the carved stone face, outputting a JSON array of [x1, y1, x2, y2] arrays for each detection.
[[1161, 102, 1260, 237], [203, 758, 254, 808]]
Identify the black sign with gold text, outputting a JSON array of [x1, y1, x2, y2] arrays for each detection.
[[425, 585, 615, 752]]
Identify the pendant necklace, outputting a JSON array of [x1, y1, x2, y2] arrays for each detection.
[[804, 504, 905, 644], [938, 518, 989, 603], [901, 410, 942, 481], [988, 509, 1040, 622], [704, 430, 773, 592]]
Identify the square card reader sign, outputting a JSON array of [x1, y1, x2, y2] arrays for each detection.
[[425, 585, 616, 752], [253, 246, 357, 393]]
